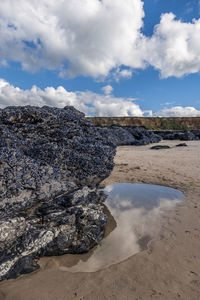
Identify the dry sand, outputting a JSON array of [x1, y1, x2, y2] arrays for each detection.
[[0, 140, 200, 300]]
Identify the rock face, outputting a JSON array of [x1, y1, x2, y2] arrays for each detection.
[[0, 106, 116, 281], [99, 126, 162, 146], [88, 116, 200, 130]]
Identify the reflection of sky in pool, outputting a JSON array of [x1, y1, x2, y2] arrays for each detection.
[[60, 183, 184, 273]]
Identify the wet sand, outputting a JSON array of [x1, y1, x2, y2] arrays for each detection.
[[0, 140, 200, 300]]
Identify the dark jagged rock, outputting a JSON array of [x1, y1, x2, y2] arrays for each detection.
[[152, 130, 199, 141], [0, 106, 116, 281], [176, 143, 188, 147], [98, 125, 135, 146], [125, 126, 162, 145], [150, 145, 170, 150], [99, 125, 162, 146], [191, 130, 200, 139]]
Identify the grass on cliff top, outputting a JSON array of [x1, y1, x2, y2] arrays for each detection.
[[144, 119, 190, 131]]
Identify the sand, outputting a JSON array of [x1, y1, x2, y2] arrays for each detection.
[[0, 140, 200, 300]]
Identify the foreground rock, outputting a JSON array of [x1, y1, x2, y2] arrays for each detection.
[[0, 106, 116, 281]]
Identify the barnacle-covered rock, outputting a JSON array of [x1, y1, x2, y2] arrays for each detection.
[[0, 106, 116, 281]]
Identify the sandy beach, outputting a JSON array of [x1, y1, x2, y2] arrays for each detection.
[[0, 140, 200, 300]]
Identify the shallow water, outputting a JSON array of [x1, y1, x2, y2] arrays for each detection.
[[60, 183, 184, 273]]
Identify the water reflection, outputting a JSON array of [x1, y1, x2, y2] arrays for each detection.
[[60, 183, 184, 273]]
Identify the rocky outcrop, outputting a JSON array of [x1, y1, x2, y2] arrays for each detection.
[[0, 106, 116, 281], [152, 130, 199, 141], [99, 125, 162, 146], [102, 127, 199, 144], [126, 127, 162, 145]]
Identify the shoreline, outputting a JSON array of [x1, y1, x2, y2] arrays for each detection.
[[1, 140, 200, 300]]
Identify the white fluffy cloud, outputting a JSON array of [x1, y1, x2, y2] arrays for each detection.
[[2, 0, 200, 78], [3, 1, 200, 78], [113, 68, 133, 82], [145, 13, 200, 78], [0, 79, 148, 117], [102, 85, 113, 95], [1, 79, 200, 117], [155, 106, 200, 117], [0, 0, 145, 78]]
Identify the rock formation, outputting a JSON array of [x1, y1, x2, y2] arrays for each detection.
[[0, 106, 116, 281], [152, 130, 199, 141], [101, 126, 200, 145], [99, 125, 162, 146]]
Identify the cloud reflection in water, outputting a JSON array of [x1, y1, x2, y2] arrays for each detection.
[[60, 183, 184, 273]]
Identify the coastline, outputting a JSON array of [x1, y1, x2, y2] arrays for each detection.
[[1, 140, 200, 300]]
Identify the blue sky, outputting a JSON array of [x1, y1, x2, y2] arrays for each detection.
[[0, 0, 200, 117]]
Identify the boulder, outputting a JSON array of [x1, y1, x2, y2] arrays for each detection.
[[0, 106, 116, 281]]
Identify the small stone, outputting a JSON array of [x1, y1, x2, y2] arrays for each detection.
[[150, 145, 170, 150], [176, 143, 188, 147]]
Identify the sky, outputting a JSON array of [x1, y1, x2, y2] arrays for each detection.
[[0, 0, 200, 117]]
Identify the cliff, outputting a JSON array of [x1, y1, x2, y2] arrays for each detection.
[[87, 117, 200, 130]]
